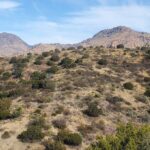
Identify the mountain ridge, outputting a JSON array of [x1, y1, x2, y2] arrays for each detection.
[[0, 26, 150, 57]]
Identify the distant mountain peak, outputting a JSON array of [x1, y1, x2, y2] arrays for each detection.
[[0, 32, 29, 57], [82, 26, 150, 48]]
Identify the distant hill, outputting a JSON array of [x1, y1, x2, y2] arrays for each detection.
[[0, 32, 29, 57], [0, 26, 150, 57], [81, 26, 150, 48]]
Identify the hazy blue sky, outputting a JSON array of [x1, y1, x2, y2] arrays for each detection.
[[0, 0, 150, 44]]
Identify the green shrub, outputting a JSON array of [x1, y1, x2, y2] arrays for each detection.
[[1, 131, 11, 139], [46, 60, 54, 66], [44, 141, 66, 150], [1, 72, 11, 80], [57, 130, 82, 146], [143, 77, 150, 83], [32, 80, 46, 89], [87, 123, 150, 150], [29, 116, 47, 129], [98, 59, 107, 65], [30, 71, 46, 80], [84, 102, 102, 117], [144, 88, 150, 97], [34, 59, 42, 65], [59, 57, 76, 68], [0, 99, 11, 120], [34, 56, 43, 65], [11, 107, 22, 118], [106, 96, 124, 104], [42, 52, 50, 57], [9, 57, 17, 64], [50, 54, 60, 62], [17, 126, 44, 142], [123, 82, 134, 90], [46, 65, 59, 74], [12, 67, 23, 78], [117, 44, 124, 49]]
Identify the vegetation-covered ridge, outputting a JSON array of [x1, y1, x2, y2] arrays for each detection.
[[0, 45, 150, 150]]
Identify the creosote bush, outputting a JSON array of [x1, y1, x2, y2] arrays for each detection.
[[84, 102, 102, 117], [46, 65, 59, 74], [59, 57, 76, 68], [144, 88, 150, 97], [123, 82, 134, 90], [57, 130, 82, 146], [17, 126, 44, 142], [98, 59, 107, 65], [1, 72, 11, 80], [18, 116, 46, 142], [50, 54, 60, 62], [42, 51, 50, 57], [0, 99, 11, 120]]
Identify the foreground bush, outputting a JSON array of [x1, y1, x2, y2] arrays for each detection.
[[18, 116, 46, 142], [57, 130, 82, 146], [18, 126, 44, 142], [87, 123, 150, 150], [59, 57, 76, 68]]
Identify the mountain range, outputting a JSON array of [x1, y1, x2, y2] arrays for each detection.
[[0, 26, 150, 57]]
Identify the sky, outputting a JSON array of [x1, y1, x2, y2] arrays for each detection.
[[0, 0, 150, 45]]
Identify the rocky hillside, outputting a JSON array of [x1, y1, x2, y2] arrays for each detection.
[[0, 33, 29, 57], [0, 26, 150, 57], [81, 26, 150, 48]]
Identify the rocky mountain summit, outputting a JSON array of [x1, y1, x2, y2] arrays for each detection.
[[81, 26, 150, 48], [0, 32, 29, 57]]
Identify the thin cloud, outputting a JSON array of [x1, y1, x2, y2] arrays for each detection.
[[7, 1, 150, 44], [0, 1, 20, 10]]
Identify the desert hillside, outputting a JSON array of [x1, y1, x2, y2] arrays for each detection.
[[0, 46, 150, 150]]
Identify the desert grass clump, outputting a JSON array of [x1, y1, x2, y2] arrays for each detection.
[[84, 102, 102, 117], [1, 131, 11, 139], [57, 130, 82, 146], [52, 119, 66, 129]]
